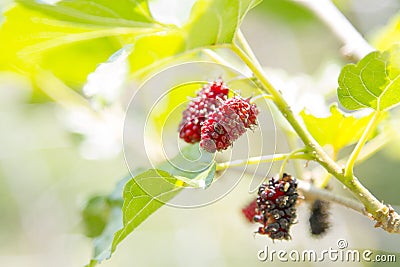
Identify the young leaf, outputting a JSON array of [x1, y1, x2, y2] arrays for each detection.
[[300, 104, 380, 153], [337, 45, 400, 111], [110, 169, 183, 256], [0, 3, 158, 89], [87, 144, 216, 264], [82, 196, 112, 238], [82, 176, 130, 240], [373, 14, 400, 51], [183, 0, 262, 48], [121, 0, 263, 76], [157, 144, 216, 188], [91, 206, 123, 263], [18, 0, 155, 26]]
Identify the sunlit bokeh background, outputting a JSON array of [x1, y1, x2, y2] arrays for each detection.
[[1, 0, 400, 266]]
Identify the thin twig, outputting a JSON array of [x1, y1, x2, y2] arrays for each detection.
[[344, 111, 383, 177], [279, 148, 307, 178], [296, 0, 375, 61], [216, 153, 312, 171], [297, 180, 367, 216]]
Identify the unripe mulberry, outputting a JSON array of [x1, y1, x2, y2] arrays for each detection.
[[223, 97, 259, 128], [200, 96, 258, 153], [254, 173, 298, 240], [179, 80, 229, 143]]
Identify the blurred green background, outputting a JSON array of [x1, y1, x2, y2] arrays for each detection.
[[1, 0, 400, 266]]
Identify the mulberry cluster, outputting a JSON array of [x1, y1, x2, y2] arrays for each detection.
[[254, 173, 298, 240], [178, 79, 259, 153], [200, 97, 259, 153], [179, 80, 229, 143]]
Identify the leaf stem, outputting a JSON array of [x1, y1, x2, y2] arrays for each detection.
[[216, 152, 312, 171], [297, 180, 367, 216], [202, 48, 235, 68], [338, 131, 391, 166], [236, 30, 264, 70], [344, 111, 382, 178], [286, 133, 305, 178], [279, 148, 307, 178]]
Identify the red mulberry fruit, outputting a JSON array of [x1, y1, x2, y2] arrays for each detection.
[[242, 199, 258, 223], [179, 79, 229, 143], [223, 97, 259, 128], [200, 96, 258, 153], [254, 173, 298, 240]]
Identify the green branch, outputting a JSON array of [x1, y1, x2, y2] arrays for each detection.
[[230, 34, 400, 234], [297, 180, 367, 216], [230, 42, 342, 176]]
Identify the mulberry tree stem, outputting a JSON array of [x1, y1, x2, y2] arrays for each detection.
[[230, 34, 400, 234]]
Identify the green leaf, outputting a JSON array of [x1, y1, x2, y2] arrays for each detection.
[[17, 0, 155, 26], [0, 0, 261, 92], [300, 104, 380, 153], [84, 259, 98, 267], [128, 0, 262, 77], [82, 176, 130, 239], [21, 0, 154, 26], [373, 13, 400, 51], [337, 46, 400, 111], [92, 206, 123, 263], [82, 196, 112, 238], [157, 144, 216, 188], [0, 1, 159, 89], [86, 144, 216, 264], [83, 175, 134, 267], [183, 0, 262, 48], [110, 169, 182, 255]]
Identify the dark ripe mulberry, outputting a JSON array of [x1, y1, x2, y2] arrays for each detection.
[[179, 79, 229, 143], [309, 199, 330, 237], [200, 96, 259, 153], [254, 173, 298, 240]]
